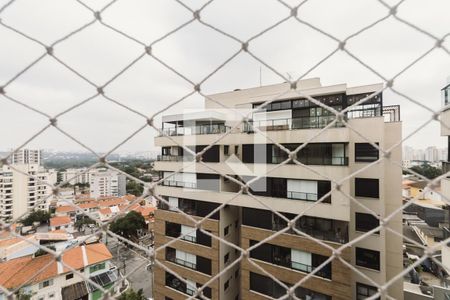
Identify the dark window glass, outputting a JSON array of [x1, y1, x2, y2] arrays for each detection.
[[224, 279, 229, 290], [197, 256, 212, 275], [249, 240, 272, 262], [242, 144, 254, 163], [355, 213, 379, 234], [317, 181, 332, 203], [224, 225, 230, 236], [242, 208, 272, 230], [356, 282, 380, 300], [224, 145, 229, 155], [65, 273, 73, 280], [355, 143, 379, 162], [356, 247, 380, 270], [355, 178, 379, 198], [224, 253, 230, 264], [196, 229, 212, 247]]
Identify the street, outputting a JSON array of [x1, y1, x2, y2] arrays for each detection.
[[107, 239, 154, 298]]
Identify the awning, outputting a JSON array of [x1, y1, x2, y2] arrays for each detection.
[[62, 281, 89, 300]]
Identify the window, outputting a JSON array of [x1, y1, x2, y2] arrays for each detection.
[[355, 178, 379, 198], [181, 225, 196, 242], [355, 143, 379, 162], [291, 249, 312, 273], [224, 252, 230, 264], [356, 247, 380, 270], [235, 269, 239, 279], [355, 213, 379, 234], [175, 249, 197, 269], [235, 145, 239, 155], [224, 145, 229, 155], [39, 279, 53, 289], [48, 293, 55, 298], [224, 225, 230, 236], [356, 282, 379, 300], [65, 273, 74, 280], [224, 279, 230, 291]]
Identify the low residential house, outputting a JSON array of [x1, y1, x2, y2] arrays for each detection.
[[49, 216, 74, 233], [0, 243, 118, 300], [0, 235, 39, 261], [55, 206, 77, 220], [98, 208, 113, 222]]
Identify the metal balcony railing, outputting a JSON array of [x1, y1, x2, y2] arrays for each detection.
[[161, 180, 197, 189], [159, 124, 229, 136], [243, 116, 344, 132]]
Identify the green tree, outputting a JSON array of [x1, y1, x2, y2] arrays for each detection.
[[117, 288, 146, 300], [110, 211, 146, 239], [407, 164, 443, 179], [21, 210, 51, 226], [74, 217, 96, 232], [126, 180, 144, 196]]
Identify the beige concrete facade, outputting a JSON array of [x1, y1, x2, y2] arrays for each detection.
[[153, 78, 403, 300]]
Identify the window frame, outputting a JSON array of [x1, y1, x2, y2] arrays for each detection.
[[355, 143, 379, 162], [355, 212, 380, 234], [355, 178, 380, 199], [355, 247, 380, 271]]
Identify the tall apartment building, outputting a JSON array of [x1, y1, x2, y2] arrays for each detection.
[[89, 168, 126, 198], [10, 149, 41, 165], [440, 82, 450, 275], [60, 167, 91, 185], [0, 150, 55, 221], [153, 78, 403, 300]]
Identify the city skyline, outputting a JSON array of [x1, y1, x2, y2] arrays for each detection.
[[0, 0, 449, 153]]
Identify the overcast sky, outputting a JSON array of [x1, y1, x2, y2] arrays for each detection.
[[0, 0, 449, 155]]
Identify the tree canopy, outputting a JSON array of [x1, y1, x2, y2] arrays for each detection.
[[109, 211, 146, 239], [21, 210, 50, 226], [407, 164, 443, 179], [117, 288, 146, 300]]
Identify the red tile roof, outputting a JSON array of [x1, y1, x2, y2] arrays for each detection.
[[0, 243, 112, 289]]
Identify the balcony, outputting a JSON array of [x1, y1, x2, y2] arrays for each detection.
[[162, 180, 197, 189], [272, 155, 348, 166], [250, 241, 332, 279], [159, 124, 229, 137], [166, 221, 212, 247], [158, 198, 220, 220], [287, 191, 318, 202], [243, 116, 344, 132], [157, 155, 193, 162], [166, 254, 197, 270]]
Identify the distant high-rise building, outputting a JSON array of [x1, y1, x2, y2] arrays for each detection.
[[89, 168, 126, 198], [0, 149, 53, 220], [425, 146, 439, 162], [60, 168, 91, 185], [403, 146, 414, 161], [10, 149, 41, 165]]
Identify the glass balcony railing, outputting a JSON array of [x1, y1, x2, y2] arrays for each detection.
[[271, 156, 348, 166], [162, 180, 197, 189], [157, 155, 194, 162], [159, 124, 229, 136], [287, 191, 318, 201], [243, 116, 344, 132], [272, 222, 349, 244]]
